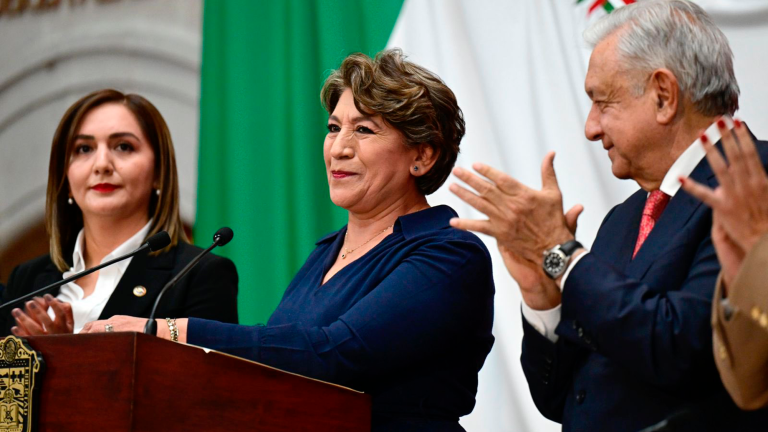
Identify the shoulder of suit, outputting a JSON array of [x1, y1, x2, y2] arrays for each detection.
[[6, 254, 59, 298], [11, 254, 57, 278], [601, 189, 646, 222], [756, 138, 768, 165]]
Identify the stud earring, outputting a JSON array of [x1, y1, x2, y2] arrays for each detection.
[[67, 197, 73, 205], [155, 189, 161, 196], [413, 166, 419, 172]]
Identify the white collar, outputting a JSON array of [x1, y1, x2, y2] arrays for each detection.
[[659, 117, 732, 197], [70, 220, 153, 273]]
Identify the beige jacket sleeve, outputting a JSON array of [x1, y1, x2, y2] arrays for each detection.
[[712, 233, 768, 410]]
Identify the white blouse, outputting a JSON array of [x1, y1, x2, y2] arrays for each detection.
[[50, 221, 152, 333]]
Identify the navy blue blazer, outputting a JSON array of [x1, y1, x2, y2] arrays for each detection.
[[521, 137, 768, 432], [187, 206, 495, 432]]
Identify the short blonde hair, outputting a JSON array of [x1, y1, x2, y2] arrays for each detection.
[[46, 89, 188, 271]]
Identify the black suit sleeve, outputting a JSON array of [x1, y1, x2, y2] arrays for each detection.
[[0, 260, 51, 336], [521, 317, 584, 423], [0, 266, 22, 334], [178, 253, 239, 324], [519, 205, 617, 422]]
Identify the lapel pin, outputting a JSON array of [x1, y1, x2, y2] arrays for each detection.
[[133, 286, 147, 297]]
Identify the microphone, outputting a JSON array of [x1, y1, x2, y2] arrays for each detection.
[[213, 227, 234, 246], [143, 227, 234, 335], [0, 231, 171, 311]]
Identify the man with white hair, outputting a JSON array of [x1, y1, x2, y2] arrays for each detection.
[[450, 0, 768, 430]]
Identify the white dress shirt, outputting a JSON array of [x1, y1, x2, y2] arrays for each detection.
[[51, 220, 152, 333], [522, 119, 729, 342]]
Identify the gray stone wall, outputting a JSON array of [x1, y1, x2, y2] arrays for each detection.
[[0, 0, 203, 251]]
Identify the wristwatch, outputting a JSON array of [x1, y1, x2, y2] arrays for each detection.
[[542, 240, 584, 280]]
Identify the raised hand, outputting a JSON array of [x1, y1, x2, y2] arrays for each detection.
[[449, 152, 577, 264], [449, 152, 583, 309], [681, 119, 768, 289]]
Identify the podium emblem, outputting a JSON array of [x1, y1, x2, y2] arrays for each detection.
[[0, 337, 44, 432]]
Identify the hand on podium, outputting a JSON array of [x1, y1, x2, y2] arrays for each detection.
[[81, 316, 188, 343]]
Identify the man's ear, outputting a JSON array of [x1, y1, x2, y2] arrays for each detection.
[[650, 68, 679, 125], [412, 143, 438, 177]]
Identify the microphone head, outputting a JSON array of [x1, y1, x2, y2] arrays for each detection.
[[213, 227, 234, 246], [146, 231, 171, 251]]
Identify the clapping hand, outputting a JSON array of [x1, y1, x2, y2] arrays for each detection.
[[11, 294, 74, 336], [449, 152, 583, 309]]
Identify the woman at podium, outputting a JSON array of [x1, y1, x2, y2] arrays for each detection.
[[2, 89, 239, 335], [84, 51, 495, 432]]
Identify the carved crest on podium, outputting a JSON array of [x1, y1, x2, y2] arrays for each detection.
[[0, 337, 44, 432]]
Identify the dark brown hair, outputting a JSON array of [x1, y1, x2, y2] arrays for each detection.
[[321, 49, 465, 195], [46, 89, 188, 271]]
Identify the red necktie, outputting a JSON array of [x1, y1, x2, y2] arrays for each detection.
[[633, 190, 670, 259]]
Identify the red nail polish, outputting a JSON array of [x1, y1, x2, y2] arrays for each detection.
[[734, 119, 742, 128], [701, 134, 709, 144], [678, 176, 686, 185], [717, 119, 726, 129]]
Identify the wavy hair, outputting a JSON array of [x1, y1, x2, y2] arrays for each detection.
[[321, 49, 466, 195]]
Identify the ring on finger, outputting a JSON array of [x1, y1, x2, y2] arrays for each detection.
[[105, 324, 114, 333]]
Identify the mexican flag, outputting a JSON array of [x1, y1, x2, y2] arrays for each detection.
[[194, 1, 720, 431]]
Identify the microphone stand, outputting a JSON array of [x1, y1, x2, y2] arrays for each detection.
[[1, 243, 152, 311], [143, 229, 232, 335]]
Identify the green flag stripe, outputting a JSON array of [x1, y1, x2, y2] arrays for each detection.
[[197, 0, 405, 324]]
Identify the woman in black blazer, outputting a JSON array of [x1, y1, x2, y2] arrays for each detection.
[[2, 89, 238, 336]]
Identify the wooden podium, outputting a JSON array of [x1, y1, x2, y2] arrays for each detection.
[[24, 332, 371, 431]]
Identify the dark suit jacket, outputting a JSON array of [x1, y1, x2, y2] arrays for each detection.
[[521, 137, 768, 432], [0, 242, 239, 335]]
